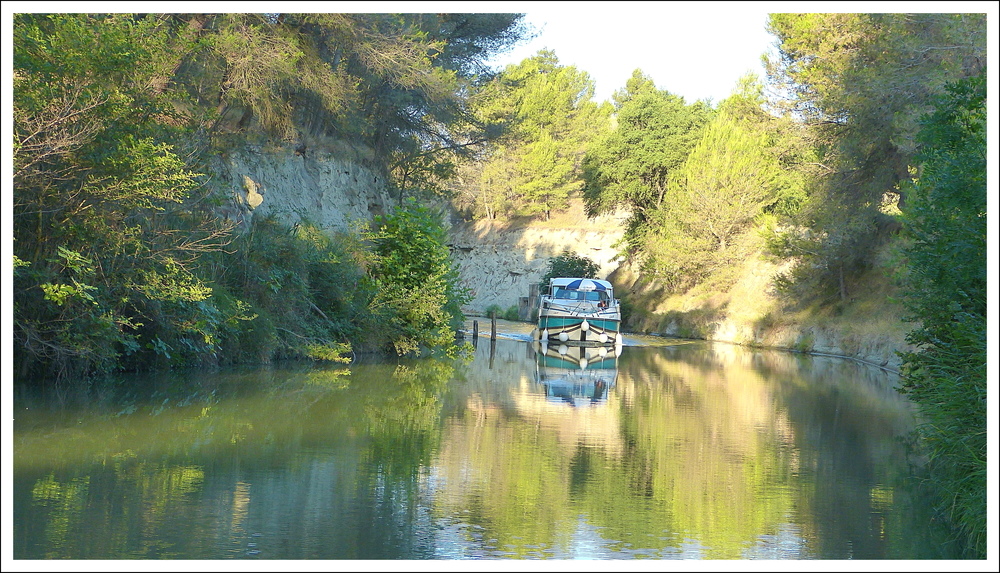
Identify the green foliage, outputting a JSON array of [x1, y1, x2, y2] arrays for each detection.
[[376, 13, 528, 202], [13, 14, 234, 379], [365, 199, 471, 356], [764, 13, 986, 302], [305, 341, 354, 364], [480, 304, 518, 321], [719, 74, 811, 218], [582, 76, 713, 255], [483, 304, 504, 319], [610, 68, 658, 107], [502, 305, 521, 322], [538, 251, 601, 290], [212, 216, 370, 363], [14, 245, 128, 379], [896, 71, 986, 558], [641, 104, 784, 289], [204, 14, 305, 139], [452, 50, 611, 220]]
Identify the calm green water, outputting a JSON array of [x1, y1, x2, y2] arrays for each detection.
[[12, 337, 958, 560]]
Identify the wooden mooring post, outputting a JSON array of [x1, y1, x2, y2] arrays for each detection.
[[488, 315, 497, 369]]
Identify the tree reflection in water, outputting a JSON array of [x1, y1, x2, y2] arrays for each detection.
[[13, 339, 958, 559]]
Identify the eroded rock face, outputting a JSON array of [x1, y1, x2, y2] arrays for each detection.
[[212, 144, 628, 315], [214, 143, 392, 234], [242, 175, 264, 209], [446, 219, 627, 314]]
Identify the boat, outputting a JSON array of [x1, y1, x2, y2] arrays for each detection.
[[532, 277, 622, 346]]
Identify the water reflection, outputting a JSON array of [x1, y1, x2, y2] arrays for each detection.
[[13, 338, 958, 560], [532, 341, 619, 407]]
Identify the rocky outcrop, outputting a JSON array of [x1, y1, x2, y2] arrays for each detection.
[[212, 140, 392, 234], [209, 141, 628, 317], [446, 209, 628, 315]]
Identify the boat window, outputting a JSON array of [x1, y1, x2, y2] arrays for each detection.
[[551, 288, 609, 301], [552, 288, 575, 299]]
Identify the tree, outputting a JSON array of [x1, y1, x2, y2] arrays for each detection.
[[764, 13, 987, 301], [681, 113, 782, 253], [897, 71, 986, 558], [366, 200, 471, 356], [452, 50, 610, 220], [538, 251, 601, 290], [514, 130, 576, 219], [610, 68, 658, 108], [13, 14, 233, 380], [332, 13, 525, 199], [642, 111, 782, 287], [582, 75, 713, 255]]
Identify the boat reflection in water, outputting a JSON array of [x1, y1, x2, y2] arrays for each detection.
[[532, 340, 621, 407]]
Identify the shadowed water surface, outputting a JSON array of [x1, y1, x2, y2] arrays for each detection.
[[13, 336, 959, 560]]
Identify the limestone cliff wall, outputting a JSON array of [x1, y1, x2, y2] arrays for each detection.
[[210, 142, 627, 315], [446, 211, 628, 314], [211, 141, 393, 233]]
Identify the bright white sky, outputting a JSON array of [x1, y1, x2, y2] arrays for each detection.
[[482, 1, 994, 105], [485, 2, 776, 104]]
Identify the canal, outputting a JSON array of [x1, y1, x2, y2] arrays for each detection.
[[12, 328, 958, 560]]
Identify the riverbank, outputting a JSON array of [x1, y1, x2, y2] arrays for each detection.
[[611, 254, 913, 373], [464, 308, 908, 374], [459, 317, 699, 349]]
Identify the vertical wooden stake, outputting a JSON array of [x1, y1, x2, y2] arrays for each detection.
[[491, 315, 497, 340]]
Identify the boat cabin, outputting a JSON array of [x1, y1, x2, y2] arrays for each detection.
[[545, 278, 616, 307], [551, 287, 610, 304]]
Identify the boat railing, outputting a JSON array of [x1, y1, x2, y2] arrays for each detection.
[[539, 295, 619, 315]]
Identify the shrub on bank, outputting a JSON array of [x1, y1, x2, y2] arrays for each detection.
[[897, 72, 986, 558]]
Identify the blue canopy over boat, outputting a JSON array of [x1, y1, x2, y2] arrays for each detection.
[[563, 278, 609, 291]]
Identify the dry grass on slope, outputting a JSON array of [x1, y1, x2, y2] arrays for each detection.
[[615, 245, 912, 369]]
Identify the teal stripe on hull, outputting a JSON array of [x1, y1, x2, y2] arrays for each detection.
[[538, 317, 620, 333]]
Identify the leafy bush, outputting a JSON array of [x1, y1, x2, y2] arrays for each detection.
[[483, 304, 503, 319], [538, 250, 600, 290], [214, 216, 376, 362], [365, 199, 470, 356], [503, 305, 520, 322], [897, 71, 986, 558], [305, 341, 353, 363]]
